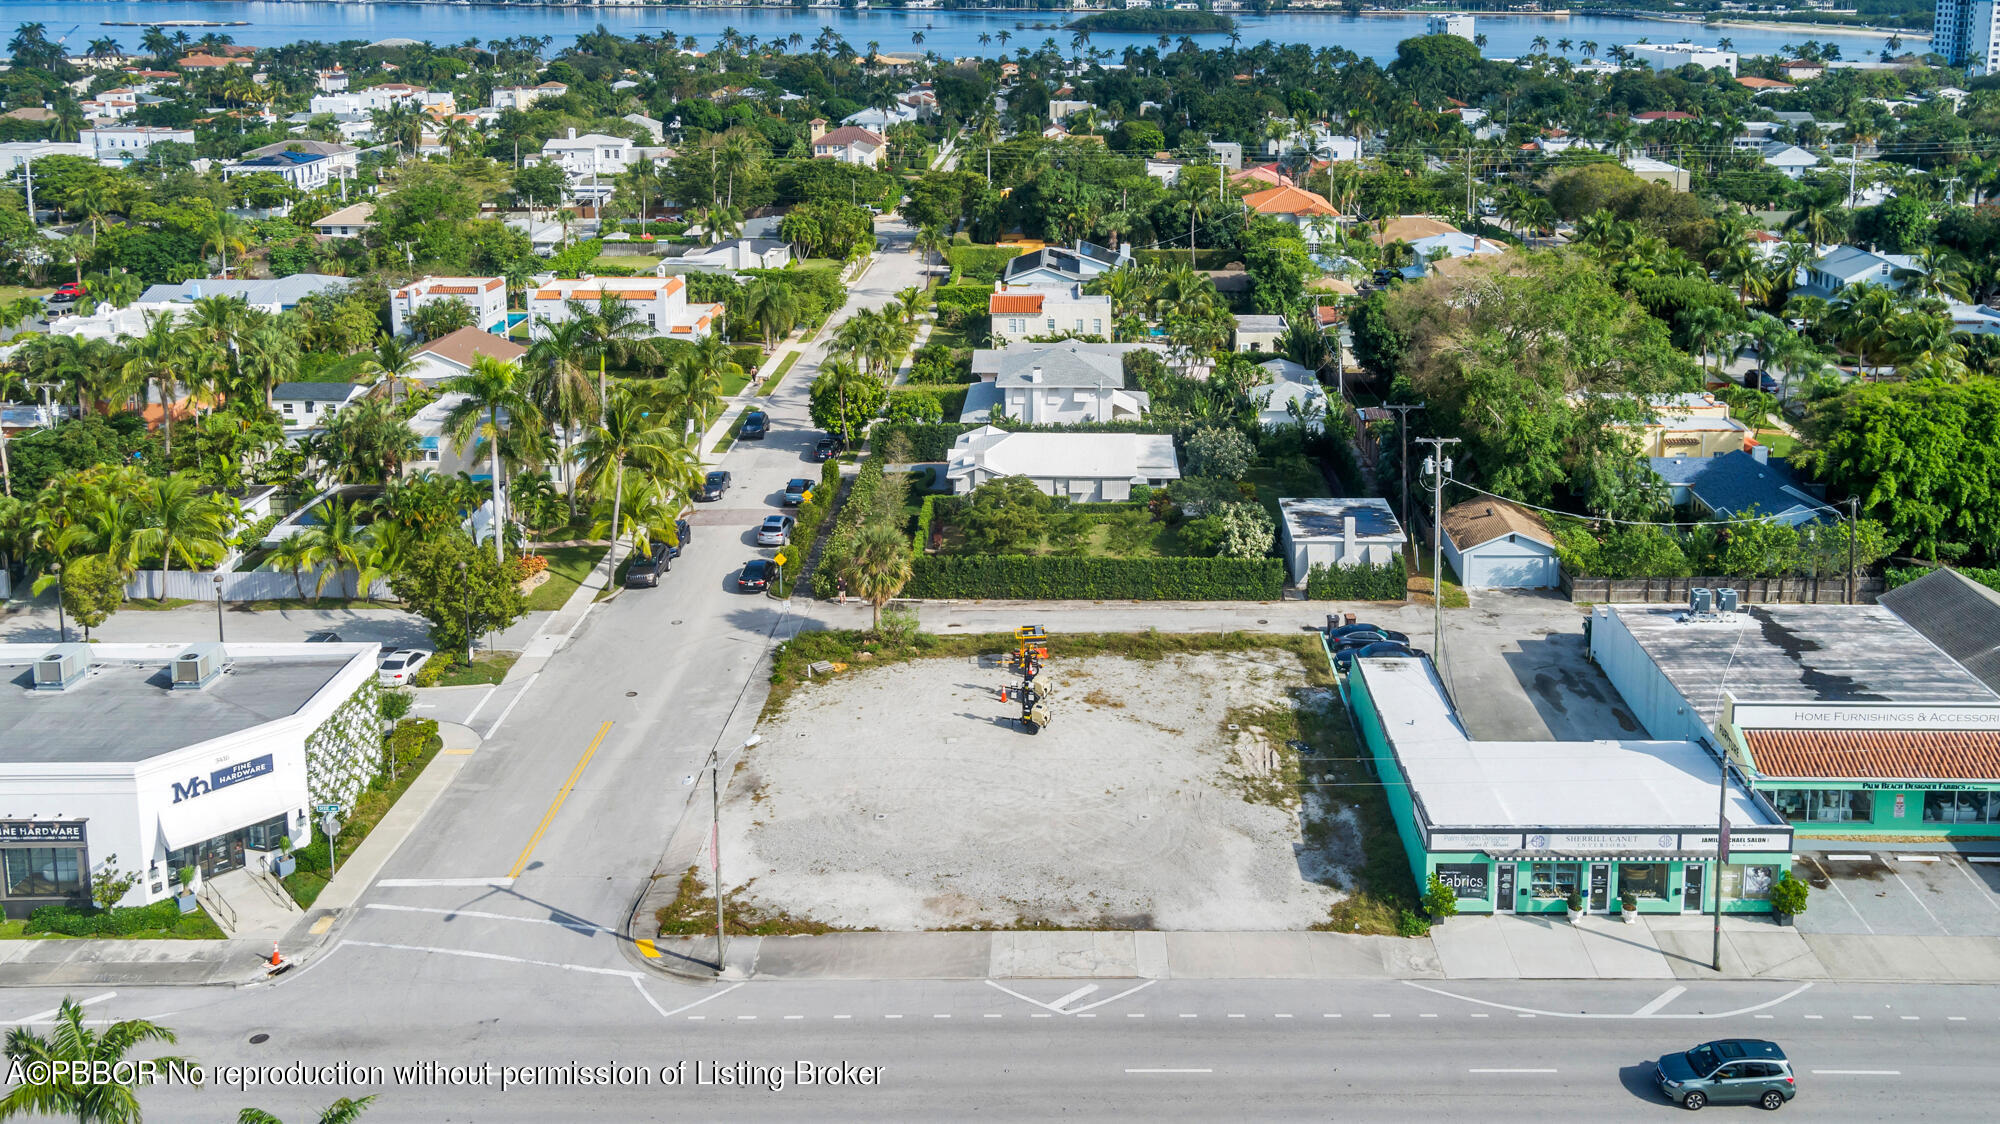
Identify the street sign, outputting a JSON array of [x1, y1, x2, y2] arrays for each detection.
[[315, 803, 342, 814]]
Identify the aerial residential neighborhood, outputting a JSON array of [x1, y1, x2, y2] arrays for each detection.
[[0, 3, 1996, 1118]]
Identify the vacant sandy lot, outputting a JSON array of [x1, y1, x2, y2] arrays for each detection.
[[719, 651, 1361, 931]]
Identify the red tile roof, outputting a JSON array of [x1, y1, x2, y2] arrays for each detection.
[[1633, 110, 1695, 121], [815, 126, 885, 148], [1243, 184, 1340, 218], [1744, 729, 2000, 781], [989, 293, 1044, 315], [1737, 76, 1797, 91]]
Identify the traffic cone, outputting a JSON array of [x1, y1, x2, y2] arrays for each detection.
[[269, 942, 283, 967]]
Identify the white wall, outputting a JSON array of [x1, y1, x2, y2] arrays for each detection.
[[1587, 608, 1714, 745]]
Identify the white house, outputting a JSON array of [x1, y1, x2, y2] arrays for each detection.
[[1439, 498, 1559, 589], [1759, 142, 1822, 179], [989, 287, 1115, 345], [1426, 13, 1475, 40], [270, 381, 369, 429], [220, 149, 331, 192], [528, 276, 721, 341], [1793, 245, 1917, 298], [652, 239, 793, 275], [534, 129, 635, 179], [241, 139, 361, 178], [1400, 231, 1507, 279], [809, 121, 887, 167], [1277, 497, 1407, 585], [409, 326, 530, 386], [79, 126, 194, 166], [945, 426, 1180, 501], [310, 202, 375, 239], [308, 83, 437, 117], [315, 67, 349, 94], [960, 342, 1149, 425], [390, 276, 510, 337], [0, 641, 383, 914], [490, 81, 568, 111], [1251, 359, 1327, 432], [1234, 315, 1288, 354], [1625, 41, 1738, 76], [1000, 240, 1130, 289]]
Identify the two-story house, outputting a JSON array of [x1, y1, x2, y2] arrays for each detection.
[[1000, 240, 1131, 289], [988, 286, 1115, 345], [220, 149, 331, 192], [490, 82, 569, 111], [534, 129, 634, 178], [528, 276, 721, 341], [958, 343, 1149, 425], [390, 276, 510, 337], [808, 120, 887, 167], [270, 381, 368, 430], [80, 126, 194, 166]]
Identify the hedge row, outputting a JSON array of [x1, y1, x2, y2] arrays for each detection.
[[1304, 560, 1409, 601], [810, 459, 886, 599], [793, 459, 842, 558], [871, 421, 979, 462], [946, 244, 1022, 283], [26, 900, 198, 937], [384, 718, 441, 777], [1134, 247, 1240, 270], [905, 555, 1284, 600]]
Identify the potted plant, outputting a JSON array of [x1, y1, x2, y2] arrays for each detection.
[[1618, 890, 1639, 924], [1564, 890, 1584, 924], [270, 836, 296, 879], [174, 866, 198, 915], [1769, 873, 1809, 925]]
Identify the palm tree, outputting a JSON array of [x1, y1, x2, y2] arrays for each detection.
[[842, 523, 912, 629], [569, 296, 650, 409], [133, 475, 228, 598], [235, 316, 298, 408], [1781, 183, 1846, 248], [1681, 303, 1741, 381], [0, 997, 183, 1123], [523, 318, 599, 524], [295, 499, 372, 599], [740, 277, 801, 349], [238, 1096, 376, 1124], [442, 356, 540, 567], [576, 388, 694, 579], [202, 211, 248, 278], [120, 311, 185, 460], [354, 336, 423, 409], [814, 358, 873, 446], [1827, 283, 1903, 373]]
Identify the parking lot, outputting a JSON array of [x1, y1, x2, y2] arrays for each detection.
[[1795, 848, 2000, 938]]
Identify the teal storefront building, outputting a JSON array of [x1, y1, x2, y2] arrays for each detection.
[[1345, 655, 1794, 916]]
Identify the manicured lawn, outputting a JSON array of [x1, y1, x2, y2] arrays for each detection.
[[0, 285, 53, 304], [119, 597, 201, 611], [1756, 430, 1799, 458], [758, 350, 802, 395], [1409, 550, 1471, 609], [592, 254, 662, 272], [720, 362, 756, 399], [282, 722, 445, 909], [923, 322, 975, 353], [524, 543, 608, 611], [434, 651, 519, 686]]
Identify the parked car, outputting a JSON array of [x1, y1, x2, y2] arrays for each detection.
[[663, 516, 692, 558], [305, 631, 344, 643], [377, 649, 433, 686], [1654, 1040, 1795, 1111], [625, 544, 671, 588], [812, 435, 844, 462], [1327, 620, 1386, 638], [46, 282, 83, 306], [736, 558, 775, 592], [739, 410, 768, 440], [1334, 641, 1416, 673], [1741, 369, 1781, 395], [1333, 629, 1410, 650], [782, 478, 813, 506], [698, 470, 731, 501], [757, 515, 794, 546]]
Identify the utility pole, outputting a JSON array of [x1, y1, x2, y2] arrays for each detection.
[[1847, 141, 1858, 210], [695, 733, 762, 974], [1845, 496, 1859, 605], [1380, 403, 1424, 531], [1712, 745, 1730, 972], [1464, 147, 1473, 222], [1416, 436, 1460, 687], [23, 154, 35, 227]]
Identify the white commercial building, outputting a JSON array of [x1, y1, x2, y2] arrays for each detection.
[[945, 427, 1180, 501], [1426, 13, 1475, 41], [528, 276, 721, 341], [0, 642, 383, 914], [1625, 41, 1738, 76], [391, 276, 510, 337], [1277, 497, 1407, 584]]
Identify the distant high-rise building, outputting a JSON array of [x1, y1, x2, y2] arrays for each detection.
[[1426, 13, 1475, 42], [1936, 0, 2000, 73]]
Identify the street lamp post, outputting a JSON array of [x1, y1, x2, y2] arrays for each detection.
[[1712, 747, 1731, 972], [50, 561, 64, 643], [213, 572, 225, 642], [696, 733, 762, 974]]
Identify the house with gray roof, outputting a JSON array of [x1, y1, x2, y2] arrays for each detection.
[[1879, 568, 2000, 696], [1277, 497, 1406, 584], [945, 426, 1179, 501], [139, 274, 352, 311], [1793, 245, 1917, 299], [958, 341, 1150, 424], [270, 381, 368, 430], [1648, 448, 1831, 526], [1001, 239, 1131, 289]]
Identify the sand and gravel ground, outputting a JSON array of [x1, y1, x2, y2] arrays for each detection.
[[720, 650, 1362, 930]]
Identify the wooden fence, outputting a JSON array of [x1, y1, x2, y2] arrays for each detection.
[[1558, 571, 1884, 605]]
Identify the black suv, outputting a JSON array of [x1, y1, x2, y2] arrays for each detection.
[[812, 435, 844, 461], [739, 410, 768, 440], [625, 544, 671, 588], [698, 470, 731, 501]]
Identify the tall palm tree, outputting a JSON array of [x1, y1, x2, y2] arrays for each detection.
[[295, 499, 372, 600], [235, 315, 298, 408], [814, 358, 873, 445], [569, 296, 649, 410], [0, 997, 183, 1123], [202, 212, 248, 278], [133, 475, 228, 597], [524, 318, 599, 523], [442, 356, 540, 566], [841, 523, 912, 629], [575, 388, 696, 579], [120, 311, 185, 460], [238, 1096, 376, 1124], [740, 277, 800, 349], [354, 336, 423, 409], [1827, 282, 1902, 373]]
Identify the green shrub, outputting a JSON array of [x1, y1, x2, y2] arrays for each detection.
[[1304, 559, 1408, 600], [384, 718, 441, 777], [905, 555, 1283, 600], [232, 512, 283, 550], [1770, 873, 1809, 915], [25, 900, 201, 937], [1889, 564, 2000, 591], [944, 244, 1021, 283], [1423, 873, 1459, 921], [869, 421, 980, 462], [1395, 909, 1432, 937]]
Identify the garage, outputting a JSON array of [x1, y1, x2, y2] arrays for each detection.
[[1440, 499, 1559, 590]]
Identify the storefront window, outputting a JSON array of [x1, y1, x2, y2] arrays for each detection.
[[1620, 863, 1668, 900], [1722, 863, 1775, 901], [1528, 862, 1580, 899], [1923, 791, 1997, 825], [1771, 789, 1873, 824], [245, 816, 290, 851], [2, 848, 81, 898]]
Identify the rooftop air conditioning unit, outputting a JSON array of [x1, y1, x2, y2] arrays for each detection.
[[171, 643, 228, 691], [1716, 587, 1740, 614], [32, 645, 91, 692], [1689, 587, 1715, 614]]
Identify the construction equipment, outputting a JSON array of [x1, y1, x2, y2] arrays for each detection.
[[999, 624, 1053, 733]]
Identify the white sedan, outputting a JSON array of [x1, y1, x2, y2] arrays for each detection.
[[378, 648, 433, 686]]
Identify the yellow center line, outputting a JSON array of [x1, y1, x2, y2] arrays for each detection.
[[508, 720, 612, 880]]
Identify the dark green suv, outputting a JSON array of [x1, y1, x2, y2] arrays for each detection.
[[1655, 1039, 1796, 1110]]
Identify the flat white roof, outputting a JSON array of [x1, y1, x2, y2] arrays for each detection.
[[1357, 657, 1778, 832]]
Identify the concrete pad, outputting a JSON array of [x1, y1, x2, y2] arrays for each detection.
[[1725, 930, 1825, 978], [1919, 936, 2000, 982], [1804, 934, 1952, 982], [1574, 916, 1675, 979], [988, 931, 1138, 978], [752, 932, 992, 979], [1164, 932, 1314, 979], [1497, 914, 1591, 977], [1431, 915, 1522, 979]]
